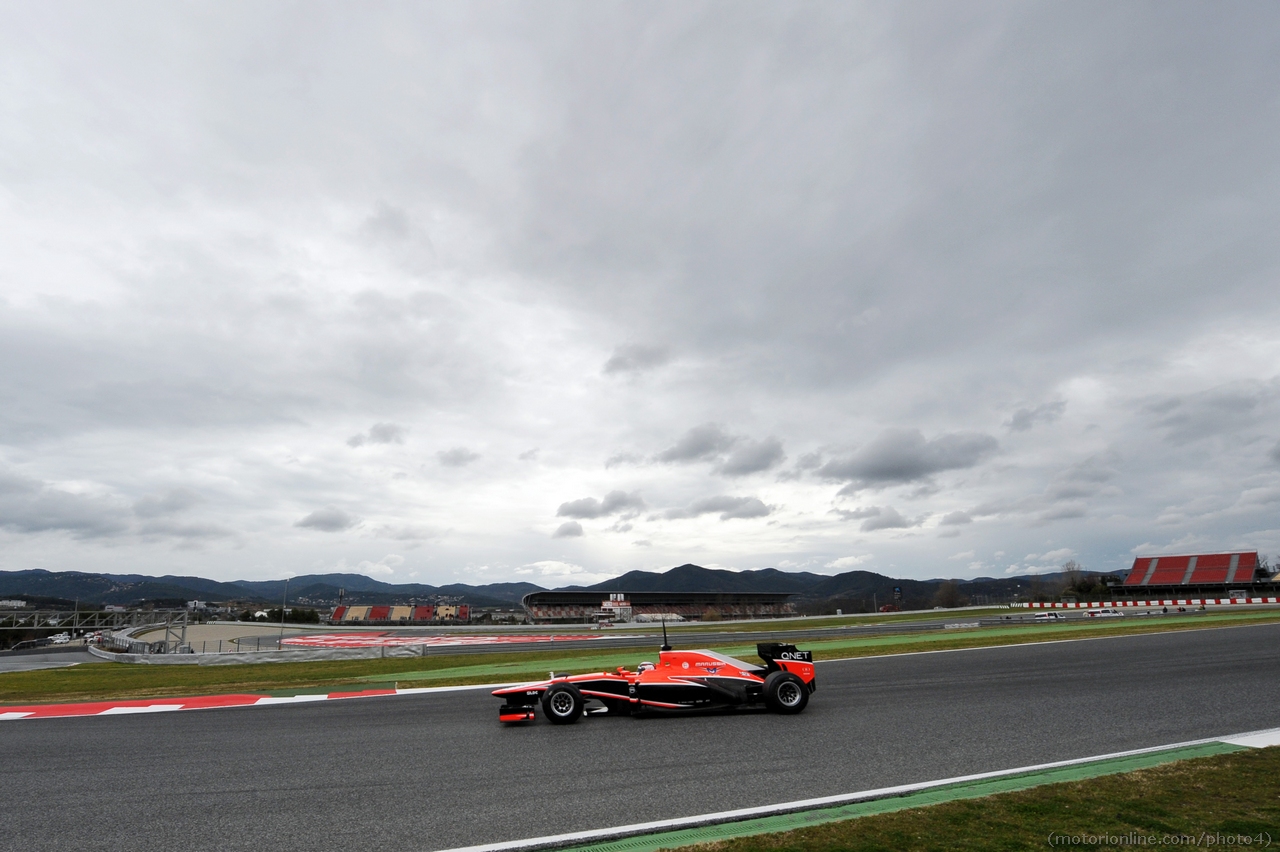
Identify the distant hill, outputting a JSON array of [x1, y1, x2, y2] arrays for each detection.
[[0, 564, 1118, 610], [576, 563, 1119, 612], [0, 569, 543, 608], [0, 570, 251, 606], [572, 564, 828, 595]]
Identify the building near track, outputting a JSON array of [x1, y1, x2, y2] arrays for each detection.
[[520, 590, 796, 624], [1118, 551, 1273, 598]]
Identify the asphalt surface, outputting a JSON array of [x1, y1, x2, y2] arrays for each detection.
[[4, 622, 1279, 852], [0, 649, 103, 673]]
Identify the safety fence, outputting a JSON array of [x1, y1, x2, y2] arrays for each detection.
[[1023, 597, 1280, 608]]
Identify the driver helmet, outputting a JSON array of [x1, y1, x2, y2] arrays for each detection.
[[637, 661, 655, 672]]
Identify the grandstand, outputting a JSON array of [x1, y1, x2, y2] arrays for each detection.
[[1120, 552, 1269, 596], [328, 604, 470, 624], [520, 590, 796, 624]]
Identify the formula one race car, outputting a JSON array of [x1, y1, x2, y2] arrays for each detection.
[[493, 640, 816, 724]]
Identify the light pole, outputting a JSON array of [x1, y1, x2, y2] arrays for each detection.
[[278, 578, 290, 646]]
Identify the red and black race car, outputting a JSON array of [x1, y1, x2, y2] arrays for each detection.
[[493, 641, 816, 724]]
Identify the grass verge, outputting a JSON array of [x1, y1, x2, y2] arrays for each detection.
[[666, 747, 1280, 852], [3, 610, 1279, 705]]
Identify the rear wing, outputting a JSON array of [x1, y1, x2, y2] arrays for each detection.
[[756, 642, 812, 671]]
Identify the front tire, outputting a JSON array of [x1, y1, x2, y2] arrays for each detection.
[[542, 683, 584, 724], [764, 671, 809, 714]]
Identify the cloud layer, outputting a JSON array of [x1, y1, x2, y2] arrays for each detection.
[[1, 4, 1279, 585]]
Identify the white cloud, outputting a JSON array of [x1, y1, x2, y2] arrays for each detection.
[[351, 554, 404, 578], [825, 555, 872, 570]]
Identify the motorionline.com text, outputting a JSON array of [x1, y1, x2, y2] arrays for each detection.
[[1048, 832, 1272, 847]]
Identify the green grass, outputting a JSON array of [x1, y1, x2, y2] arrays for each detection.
[[655, 608, 1020, 633], [3, 609, 1279, 705], [673, 747, 1280, 852]]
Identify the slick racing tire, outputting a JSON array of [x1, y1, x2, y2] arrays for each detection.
[[542, 683, 585, 724], [763, 671, 809, 714]]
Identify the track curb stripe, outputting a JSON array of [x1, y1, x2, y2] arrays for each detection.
[[0, 681, 515, 720], [436, 729, 1280, 852]]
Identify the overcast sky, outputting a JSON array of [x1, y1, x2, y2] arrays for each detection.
[[2, 2, 1278, 588]]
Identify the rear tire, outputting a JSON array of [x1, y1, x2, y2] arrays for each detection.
[[764, 671, 809, 714], [542, 683, 584, 724]]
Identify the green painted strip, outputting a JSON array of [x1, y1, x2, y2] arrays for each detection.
[[560, 742, 1243, 852]]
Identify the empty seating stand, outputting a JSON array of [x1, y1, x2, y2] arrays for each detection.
[[1124, 552, 1259, 590]]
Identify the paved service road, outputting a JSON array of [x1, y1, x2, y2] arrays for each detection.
[[4, 623, 1279, 852], [0, 649, 104, 673]]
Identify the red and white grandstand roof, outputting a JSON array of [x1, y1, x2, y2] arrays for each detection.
[[1123, 552, 1258, 587]]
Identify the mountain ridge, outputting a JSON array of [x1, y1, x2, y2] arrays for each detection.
[[0, 564, 1117, 609]]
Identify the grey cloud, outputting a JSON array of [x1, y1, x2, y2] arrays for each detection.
[[1007, 400, 1066, 432], [819, 429, 999, 489], [830, 506, 881, 521], [0, 469, 130, 539], [655, 424, 738, 464], [552, 521, 583, 538], [1144, 382, 1280, 445], [1044, 454, 1118, 502], [518, 448, 539, 461], [830, 504, 924, 531], [859, 507, 922, 532], [348, 422, 408, 447], [718, 437, 786, 476], [794, 452, 823, 470], [133, 488, 203, 518], [1037, 503, 1088, 523], [665, 495, 772, 521], [1271, 440, 1280, 465], [360, 202, 412, 243], [965, 453, 1119, 525], [603, 344, 670, 375], [557, 490, 646, 520], [295, 506, 359, 532], [939, 510, 973, 525], [138, 519, 235, 540], [437, 447, 480, 467], [605, 452, 643, 468]]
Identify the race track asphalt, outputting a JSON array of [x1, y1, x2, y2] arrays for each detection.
[[4, 622, 1280, 852]]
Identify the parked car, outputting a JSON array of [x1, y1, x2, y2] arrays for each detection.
[[879, 604, 901, 613], [1085, 608, 1124, 618], [1034, 612, 1065, 621]]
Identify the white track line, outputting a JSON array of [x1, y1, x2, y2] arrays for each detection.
[[436, 728, 1280, 852]]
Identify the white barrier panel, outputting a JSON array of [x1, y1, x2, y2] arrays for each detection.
[[1022, 597, 1280, 608]]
